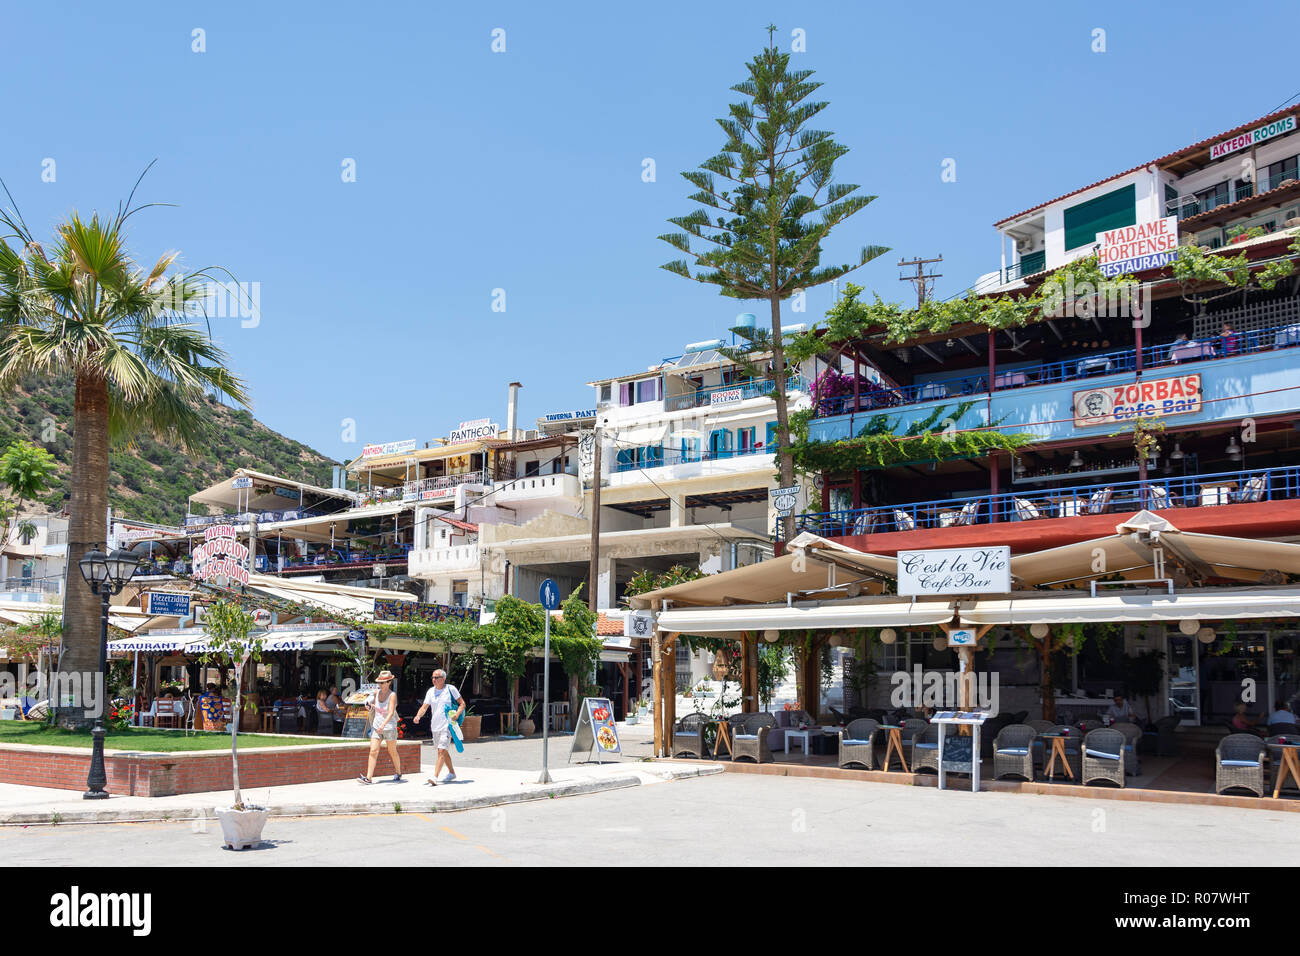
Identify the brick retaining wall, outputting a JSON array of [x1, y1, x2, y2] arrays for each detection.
[[0, 739, 422, 797]]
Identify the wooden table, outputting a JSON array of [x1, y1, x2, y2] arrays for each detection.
[[711, 720, 732, 759], [880, 724, 910, 773], [1271, 742, 1300, 798], [1041, 733, 1076, 780], [497, 712, 517, 735]]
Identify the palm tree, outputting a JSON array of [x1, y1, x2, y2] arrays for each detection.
[[0, 175, 250, 722]]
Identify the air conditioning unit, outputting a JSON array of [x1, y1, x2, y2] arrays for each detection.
[[524, 429, 540, 440]]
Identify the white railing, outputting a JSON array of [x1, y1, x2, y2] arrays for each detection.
[[401, 471, 490, 502], [407, 544, 481, 577], [492, 472, 581, 501]]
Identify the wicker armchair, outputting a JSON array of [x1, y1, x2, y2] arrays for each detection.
[[1028, 719, 1057, 769], [671, 712, 710, 759], [730, 712, 776, 764], [911, 723, 942, 775], [1155, 715, 1181, 756], [1082, 728, 1127, 787], [1112, 721, 1143, 776], [993, 724, 1037, 781], [838, 718, 880, 770], [1267, 733, 1300, 795], [1215, 733, 1267, 797]]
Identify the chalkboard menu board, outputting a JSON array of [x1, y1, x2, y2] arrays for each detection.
[[342, 704, 370, 738]]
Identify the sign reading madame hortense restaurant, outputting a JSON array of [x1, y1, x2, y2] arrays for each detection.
[[1072, 373, 1201, 428], [896, 547, 1011, 597], [191, 524, 250, 586]]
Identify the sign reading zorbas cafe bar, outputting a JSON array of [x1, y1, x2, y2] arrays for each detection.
[[1073, 373, 1202, 428], [896, 547, 1011, 596], [191, 525, 250, 586]]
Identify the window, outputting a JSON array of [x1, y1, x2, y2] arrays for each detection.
[[1063, 184, 1136, 250], [679, 437, 701, 463], [619, 382, 632, 406], [1195, 181, 1230, 214], [451, 580, 468, 608], [599, 383, 612, 405], [524, 460, 540, 477], [709, 428, 734, 459], [737, 427, 756, 453], [765, 421, 779, 450], [635, 378, 661, 404], [1266, 154, 1299, 192]]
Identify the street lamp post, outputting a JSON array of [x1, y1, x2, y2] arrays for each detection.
[[77, 547, 139, 800]]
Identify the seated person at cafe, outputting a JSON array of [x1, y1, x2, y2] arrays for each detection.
[[1105, 694, 1136, 724], [1267, 701, 1297, 727], [327, 685, 345, 727], [1218, 323, 1239, 355], [316, 689, 335, 725], [1231, 702, 1262, 733]]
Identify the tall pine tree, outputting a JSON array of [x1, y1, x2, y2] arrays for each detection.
[[661, 27, 887, 538]]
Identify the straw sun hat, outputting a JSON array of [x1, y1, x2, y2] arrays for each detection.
[[376, 670, 395, 683]]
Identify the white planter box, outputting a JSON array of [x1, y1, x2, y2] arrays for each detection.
[[215, 805, 269, 850]]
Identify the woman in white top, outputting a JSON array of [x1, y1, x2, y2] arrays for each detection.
[[359, 671, 403, 784]]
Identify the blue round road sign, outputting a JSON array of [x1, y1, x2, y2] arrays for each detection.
[[539, 579, 560, 610]]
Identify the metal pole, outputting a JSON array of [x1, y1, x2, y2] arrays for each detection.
[[588, 425, 602, 613], [538, 610, 552, 783], [84, 587, 110, 799]]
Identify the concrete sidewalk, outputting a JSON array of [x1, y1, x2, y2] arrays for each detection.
[[0, 760, 723, 825]]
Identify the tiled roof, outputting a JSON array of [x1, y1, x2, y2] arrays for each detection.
[[435, 515, 478, 533], [994, 105, 1300, 227], [595, 613, 624, 636], [1177, 179, 1300, 229]]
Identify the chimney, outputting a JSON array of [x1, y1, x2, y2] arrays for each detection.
[[507, 382, 522, 439]]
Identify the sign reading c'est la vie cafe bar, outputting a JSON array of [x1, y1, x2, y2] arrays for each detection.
[[896, 547, 1011, 597]]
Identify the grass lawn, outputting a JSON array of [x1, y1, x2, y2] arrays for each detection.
[[0, 722, 334, 752]]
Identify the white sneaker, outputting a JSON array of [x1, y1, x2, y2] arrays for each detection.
[[443, 772, 456, 783]]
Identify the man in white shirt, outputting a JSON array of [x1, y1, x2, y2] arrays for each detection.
[[415, 669, 464, 785], [1104, 695, 1136, 724]]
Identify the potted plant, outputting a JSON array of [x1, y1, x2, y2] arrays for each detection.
[[518, 700, 537, 736], [461, 705, 482, 742], [199, 600, 269, 850]]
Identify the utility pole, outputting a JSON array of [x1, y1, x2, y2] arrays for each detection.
[[587, 425, 602, 613], [898, 255, 944, 308]]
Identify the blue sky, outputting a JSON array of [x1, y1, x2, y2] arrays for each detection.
[[4, 1, 1298, 464]]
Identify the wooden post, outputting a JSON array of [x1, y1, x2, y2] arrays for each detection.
[[663, 633, 678, 754], [651, 631, 663, 756], [740, 633, 755, 713]]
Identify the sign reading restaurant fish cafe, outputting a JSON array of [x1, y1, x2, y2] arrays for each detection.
[[1073, 373, 1202, 428], [191, 524, 250, 586]]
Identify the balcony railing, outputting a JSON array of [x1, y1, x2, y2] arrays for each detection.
[[1002, 250, 1046, 284], [278, 543, 412, 572], [612, 443, 773, 473], [0, 577, 61, 595], [184, 506, 335, 528], [790, 464, 1299, 539], [400, 471, 490, 502], [664, 377, 809, 412], [813, 321, 1300, 418]]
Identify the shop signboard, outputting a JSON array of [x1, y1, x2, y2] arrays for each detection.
[[569, 697, 621, 764], [1072, 373, 1201, 428], [1098, 216, 1179, 277], [947, 628, 978, 647], [373, 597, 477, 624], [1210, 114, 1296, 159], [449, 419, 499, 443], [896, 547, 1011, 596], [709, 387, 743, 407], [191, 524, 250, 586], [361, 439, 417, 459], [543, 409, 596, 422], [144, 592, 191, 618], [231, 477, 254, 489], [769, 484, 801, 517]]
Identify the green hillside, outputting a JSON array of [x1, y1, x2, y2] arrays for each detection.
[[0, 373, 337, 526]]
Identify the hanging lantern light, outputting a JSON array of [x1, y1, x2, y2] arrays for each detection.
[[763, 629, 780, 643], [879, 628, 897, 645], [1169, 441, 1184, 461], [1197, 626, 1216, 644], [1029, 623, 1050, 639], [1069, 449, 1084, 468], [1178, 619, 1200, 635], [932, 635, 947, 651], [828, 633, 843, 647], [1225, 435, 1241, 460]]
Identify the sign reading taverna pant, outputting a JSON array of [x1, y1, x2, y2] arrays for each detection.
[[896, 546, 1011, 596]]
